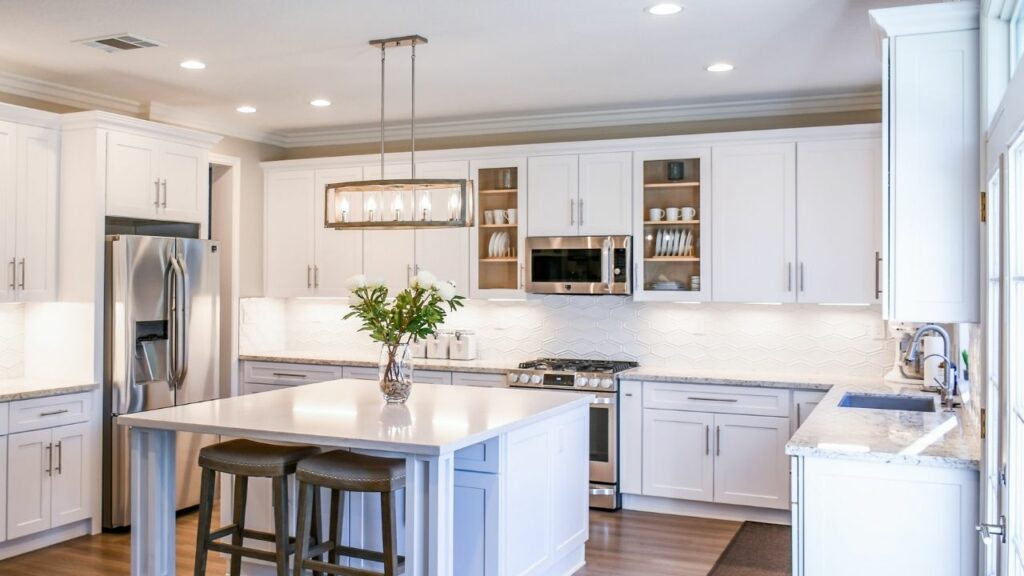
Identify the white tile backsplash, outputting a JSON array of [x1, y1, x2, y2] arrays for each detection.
[[0, 303, 25, 378], [241, 297, 896, 379]]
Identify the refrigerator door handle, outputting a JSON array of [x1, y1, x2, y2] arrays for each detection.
[[176, 254, 190, 387], [167, 256, 181, 390]]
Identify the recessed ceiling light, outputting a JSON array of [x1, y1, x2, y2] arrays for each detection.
[[236, 105, 257, 114], [310, 99, 332, 107], [647, 3, 683, 15], [706, 62, 734, 72], [179, 60, 206, 70]]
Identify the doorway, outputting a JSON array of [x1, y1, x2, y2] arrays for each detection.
[[208, 154, 240, 400]]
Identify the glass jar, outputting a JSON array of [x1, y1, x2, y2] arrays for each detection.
[[378, 343, 414, 403]]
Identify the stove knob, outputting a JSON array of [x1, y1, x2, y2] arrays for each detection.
[[600, 378, 613, 389], [518, 373, 531, 384], [577, 377, 589, 388], [530, 374, 543, 385], [589, 379, 600, 388], [507, 372, 519, 383]]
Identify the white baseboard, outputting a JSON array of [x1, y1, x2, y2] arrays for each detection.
[[0, 519, 93, 561], [621, 494, 792, 525]]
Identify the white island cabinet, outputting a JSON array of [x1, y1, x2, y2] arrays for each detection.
[[118, 379, 591, 576]]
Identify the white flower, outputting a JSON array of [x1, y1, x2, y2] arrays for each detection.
[[412, 270, 437, 289], [367, 277, 387, 289], [344, 274, 367, 292], [435, 281, 457, 301]]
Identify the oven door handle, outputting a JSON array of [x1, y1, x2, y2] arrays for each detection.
[[591, 397, 614, 405], [601, 236, 612, 291], [589, 487, 617, 496]]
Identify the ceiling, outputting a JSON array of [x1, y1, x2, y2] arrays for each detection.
[[0, 0, 930, 145]]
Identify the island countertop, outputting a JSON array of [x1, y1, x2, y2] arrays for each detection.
[[117, 379, 592, 455]]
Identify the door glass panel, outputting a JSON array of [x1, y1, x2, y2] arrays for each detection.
[[589, 405, 609, 463], [531, 249, 602, 283]]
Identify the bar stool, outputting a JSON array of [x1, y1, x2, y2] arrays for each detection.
[[293, 450, 407, 576], [194, 439, 323, 576]]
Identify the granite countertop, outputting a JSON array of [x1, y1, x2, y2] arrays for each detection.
[[239, 351, 519, 375], [617, 367, 878, 391], [0, 378, 100, 402]]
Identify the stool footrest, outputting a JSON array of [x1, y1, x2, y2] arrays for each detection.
[[206, 541, 282, 564], [301, 556, 406, 576]]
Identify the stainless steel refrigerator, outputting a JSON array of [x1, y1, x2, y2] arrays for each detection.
[[103, 235, 221, 529]]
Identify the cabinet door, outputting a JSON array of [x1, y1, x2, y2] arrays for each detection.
[[888, 30, 979, 322], [792, 390, 827, 436], [469, 158, 528, 299], [51, 423, 90, 527], [106, 131, 161, 218], [712, 143, 796, 303], [7, 428, 52, 539], [0, 121, 16, 303], [527, 155, 578, 236], [364, 230, 415, 294], [454, 470, 499, 576], [578, 152, 631, 235], [618, 380, 642, 495], [315, 167, 364, 296], [159, 142, 207, 224], [797, 139, 880, 304], [14, 125, 58, 301], [713, 414, 790, 510], [414, 161, 471, 296], [264, 170, 316, 297], [641, 409, 714, 501], [0, 438, 6, 542]]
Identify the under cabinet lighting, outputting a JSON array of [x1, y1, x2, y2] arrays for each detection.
[[647, 3, 683, 15], [673, 301, 701, 305], [487, 298, 527, 302], [819, 303, 871, 307], [747, 302, 782, 306], [179, 60, 206, 70]]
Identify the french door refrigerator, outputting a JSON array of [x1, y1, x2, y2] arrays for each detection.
[[103, 235, 221, 529]]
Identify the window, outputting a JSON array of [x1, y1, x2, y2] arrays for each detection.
[[1014, 2, 1024, 75]]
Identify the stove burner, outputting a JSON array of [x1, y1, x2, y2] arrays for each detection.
[[518, 358, 638, 374]]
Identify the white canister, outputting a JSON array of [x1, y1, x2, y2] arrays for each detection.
[[410, 338, 427, 359], [426, 332, 452, 359], [449, 330, 478, 361]]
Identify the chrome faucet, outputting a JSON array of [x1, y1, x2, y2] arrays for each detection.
[[904, 324, 957, 408]]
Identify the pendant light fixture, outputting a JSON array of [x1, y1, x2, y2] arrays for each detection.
[[324, 35, 474, 229]]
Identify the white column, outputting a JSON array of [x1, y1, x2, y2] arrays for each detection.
[[130, 427, 177, 576], [405, 452, 456, 576]]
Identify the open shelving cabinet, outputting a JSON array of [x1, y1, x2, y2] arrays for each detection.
[[469, 158, 528, 299], [632, 148, 711, 302]]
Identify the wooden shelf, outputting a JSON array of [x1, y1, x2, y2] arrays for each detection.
[[480, 258, 518, 263], [645, 182, 700, 189], [646, 256, 700, 262], [480, 189, 518, 194], [644, 220, 699, 226], [480, 223, 518, 228]]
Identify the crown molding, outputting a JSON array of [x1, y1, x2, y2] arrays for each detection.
[[61, 110, 223, 147], [143, 102, 288, 147], [0, 70, 143, 115], [277, 91, 881, 148], [0, 101, 61, 128], [870, 1, 979, 42]]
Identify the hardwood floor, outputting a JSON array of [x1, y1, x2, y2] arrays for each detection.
[[0, 508, 740, 575]]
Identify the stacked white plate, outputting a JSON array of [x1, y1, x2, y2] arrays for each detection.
[[487, 231, 511, 258], [649, 281, 685, 290], [653, 229, 694, 257]]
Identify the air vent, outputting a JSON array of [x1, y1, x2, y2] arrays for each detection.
[[78, 34, 162, 53]]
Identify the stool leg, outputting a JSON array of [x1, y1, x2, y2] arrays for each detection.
[[272, 476, 290, 576], [193, 467, 216, 575], [328, 489, 343, 565], [381, 490, 399, 576], [230, 475, 249, 576], [310, 487, 323, 576], [293, 480, 312, 576]]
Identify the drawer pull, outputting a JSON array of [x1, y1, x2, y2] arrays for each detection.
[[687, 397, 738, 403], [40, 409, 70, 417], [271, 372, 308, 378]]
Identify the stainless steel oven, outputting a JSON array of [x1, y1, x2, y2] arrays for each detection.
[[525, 236, 632, 295], [587, 392, 619, 509]]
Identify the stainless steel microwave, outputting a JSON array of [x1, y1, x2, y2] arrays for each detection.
[[525, 236, 632, 295]]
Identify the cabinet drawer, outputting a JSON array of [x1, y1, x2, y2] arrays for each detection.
[[455, 437, 500, 473], [343, 365, 379, 380], [243, 361, 342, 386], [415, 370, 452, 385], [451, 372, 508, 388], [243, 383, 291, 396], [643, 382, 790, 417], [10, 393, 91, 433], [0, 402, 8, 435]]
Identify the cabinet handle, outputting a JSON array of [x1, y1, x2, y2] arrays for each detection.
[[161, 179, 168, 208], [705, 424, 710, 455], [45, 443, 52, 476], [624, 393, 633, 397], [8, 258, 14, 290], [716, 425, 722, 456], [407, 264, 413, 286], [519, 264, 525, 289], [307, 265, 312, 289], [799, 262, 805, 292], [154, 179, 161, 208], [796, 403, 802, 426], [687, 396, 738, 403], [40, 408, 69, 417], [570, 199, 576, 226], [874, 251, 882, 299], [579, 199, 584, 226], [271, 372, 308, 378], [55, 441, 62, 475], [787, 262, 793, 292], [314, 266, 319, 288], [18, 259, 25, 289]]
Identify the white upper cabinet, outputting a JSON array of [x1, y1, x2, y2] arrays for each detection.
[[528, 155, 578, 237], [796, 138, 881, 304], [106, 131, 208, 225], [470, 158, 528, 299], [712, 142, 797, 303], [362, 164, 416, 294], [414, 161, 470, 295], [264, 170, 317, 298], [873, 8, 980, 322], [578, 152, 632, 236], [0, 119, 58, 303], [528, 153, 631, 237], [315, 167, 364, 296]]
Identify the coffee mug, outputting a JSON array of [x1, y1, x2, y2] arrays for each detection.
[[681, 207, 697, 220], [493, 209, 507, 224], [507, 208, 518, 225], [484, 210, 495, 225], [649, 208, 666, 221], [666, 207, 680, 221]]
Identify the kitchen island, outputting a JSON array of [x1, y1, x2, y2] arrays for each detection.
[[117, 379, 592, 576]]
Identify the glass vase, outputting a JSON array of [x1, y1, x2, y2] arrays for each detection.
[[378, 343, 413, 403]]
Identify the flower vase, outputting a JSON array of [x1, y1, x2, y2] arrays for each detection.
[[378, 343, 413, 403]]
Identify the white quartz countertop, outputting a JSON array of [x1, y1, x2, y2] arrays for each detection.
[[117, 379, 592, 455], [0, 378, 99, 402], [239, 351, 517, 374]]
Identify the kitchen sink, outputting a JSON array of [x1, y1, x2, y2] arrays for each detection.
[[838, 393, 936, 413]]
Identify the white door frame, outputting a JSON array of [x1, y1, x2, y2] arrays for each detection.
[[208, 153, 240, 399]]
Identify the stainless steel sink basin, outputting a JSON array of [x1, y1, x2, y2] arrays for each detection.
[[838, 393, 936, 413]]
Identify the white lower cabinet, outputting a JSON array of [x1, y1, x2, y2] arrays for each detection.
[[642, 409, 714, 501], [454, 470, 499, 576], [7, 422, 90, 540], [712, 414, 790, 509], [792, 390, 827, 435], [451, 372, 506, 388]]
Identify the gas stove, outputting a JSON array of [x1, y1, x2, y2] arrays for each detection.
[[506, 358, 638, 392]]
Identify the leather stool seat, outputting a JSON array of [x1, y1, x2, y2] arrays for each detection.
[[295, 450, 406, 492], [198, 438, 320, 477]]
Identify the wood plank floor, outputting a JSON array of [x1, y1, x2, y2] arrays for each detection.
[[0, 508, 740, 575]]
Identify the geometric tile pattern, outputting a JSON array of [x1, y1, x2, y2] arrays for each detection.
[[0, 303, 25, 379], [240, 296, 897, 379]]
